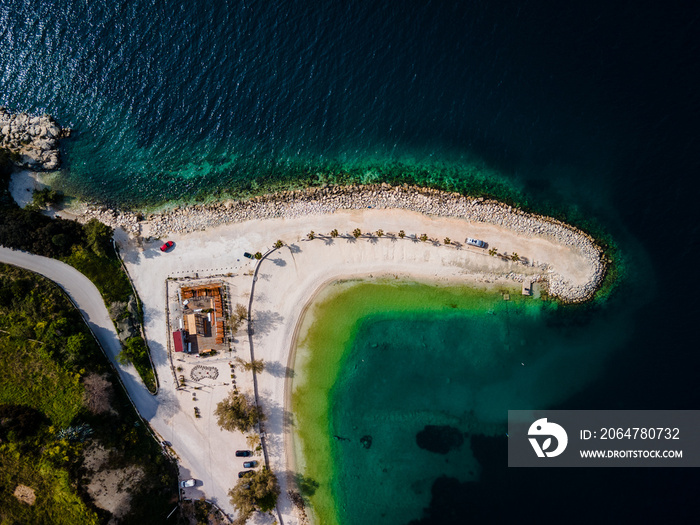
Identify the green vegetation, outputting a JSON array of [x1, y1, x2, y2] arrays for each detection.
[[228, 468, 280, 524], [254, 251, 262, 260], [352, 228, 361, 239], [419, 233, 428, 242], [215, 390, 264, 433], [0, 155, 156, 390], [398, 230, 405, 238], [273, 239, 284, 249], [443, 237, 451, 245], [116, 336, 156, 392], [489, 247, 498, 256], [26, 187, 63, 211], [330, 229, 339, 238], [0, 264, 177, 524], [307, 231, 315, 240]]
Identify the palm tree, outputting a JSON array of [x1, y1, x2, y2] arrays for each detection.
[[254, 252, 262, 260], [307, 231, 315, 240], [376, 229, 384, 237], [236, 357, 265, 374], [488, 247, 498, 256], [273, 240, 283, 249], [353, 228, 362, 239], [398, 230, 406, 239], [419, 233, 428, 242], [330, 229, 339, 238], [511, 252, 520, 262], [443, 237, 451, 245]]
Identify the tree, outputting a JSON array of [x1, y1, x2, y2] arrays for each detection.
[[236, 357, 265, 374], [352, 228, 362, 239], [254, 252, 262, 260], [307, 231, 315, 240], [246, 433, 261, 450], [273, 239, 283, 249], [489, 247, 498, 256], [234, 304, 248, 322], [419, 234, 428, 242], [228, 468, 280, 521], [82, 373, 114, 415], [511, 252, 520, 262], [64, 332, 89, 369], [376, 229, 384, 237], [84, 219, 113, 258], [443, 237, 451, 245], [330, 229, 339, 238], [398, 230, 406, 239], [215, 391, 264, 433]]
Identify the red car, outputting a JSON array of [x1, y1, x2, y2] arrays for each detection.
[[160, 241, 174, 252]]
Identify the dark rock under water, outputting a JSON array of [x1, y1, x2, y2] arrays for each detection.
[[415, 425, 465, 455]]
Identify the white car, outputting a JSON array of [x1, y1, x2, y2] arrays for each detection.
[[466, 237, 486, 248], [180, 479, 196, 488]]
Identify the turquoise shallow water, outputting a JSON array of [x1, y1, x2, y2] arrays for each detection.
[[328, 295, 634, 525], [293, 280, 642, 525]]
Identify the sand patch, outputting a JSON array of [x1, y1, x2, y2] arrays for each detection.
[[82, 444, 145, 518], [13, 484, 36, 505], [8, 170, 48, 208]]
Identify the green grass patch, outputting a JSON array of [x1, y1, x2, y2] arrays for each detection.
[[0, 339, 83, 428], [0, 445, 100, 525]]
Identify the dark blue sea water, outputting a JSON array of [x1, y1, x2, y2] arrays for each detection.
[[2, 0, 699, 522]]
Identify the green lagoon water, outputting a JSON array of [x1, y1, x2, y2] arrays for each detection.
[[292, 279, 632, 525]]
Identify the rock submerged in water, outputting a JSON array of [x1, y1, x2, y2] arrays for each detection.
[[416, 425, 464, 454], [360, 435, 372, 449]]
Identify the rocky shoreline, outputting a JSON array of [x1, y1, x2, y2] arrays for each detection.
[[0, 107, 70, 170], [78, 183, 607, 302]]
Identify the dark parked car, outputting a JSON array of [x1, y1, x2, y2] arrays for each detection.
[[235, 450, 252, 457], [244, 252, 255, 259], [160, 240, 174, 252], [238, 470, 254, 479], [243, 461, 257, 469]]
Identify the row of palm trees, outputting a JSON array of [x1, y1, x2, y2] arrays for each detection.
[[271, 231, 523, 263]]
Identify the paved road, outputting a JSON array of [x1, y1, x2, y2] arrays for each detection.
[[0, 246, 157, 418]]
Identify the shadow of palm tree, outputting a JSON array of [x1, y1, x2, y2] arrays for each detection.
[[265, 361, 295, 378], [288, 244, 301, 254], [251, 310, 284, 337], [271, 258, 287, 267]]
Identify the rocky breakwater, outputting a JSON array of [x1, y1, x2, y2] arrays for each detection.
[[80, 183, 608, 302], [0, 107, 70, 170]]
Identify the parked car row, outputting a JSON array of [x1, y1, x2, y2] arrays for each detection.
[[236, 450, 257, 478]]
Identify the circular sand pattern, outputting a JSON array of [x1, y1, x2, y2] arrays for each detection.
[[190, 365, 219, 381]]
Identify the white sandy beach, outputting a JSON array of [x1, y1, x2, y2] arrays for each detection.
[[114, 204, 603, 524]]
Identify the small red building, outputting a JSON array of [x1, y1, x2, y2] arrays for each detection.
[[172, 330, 185, 353]]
